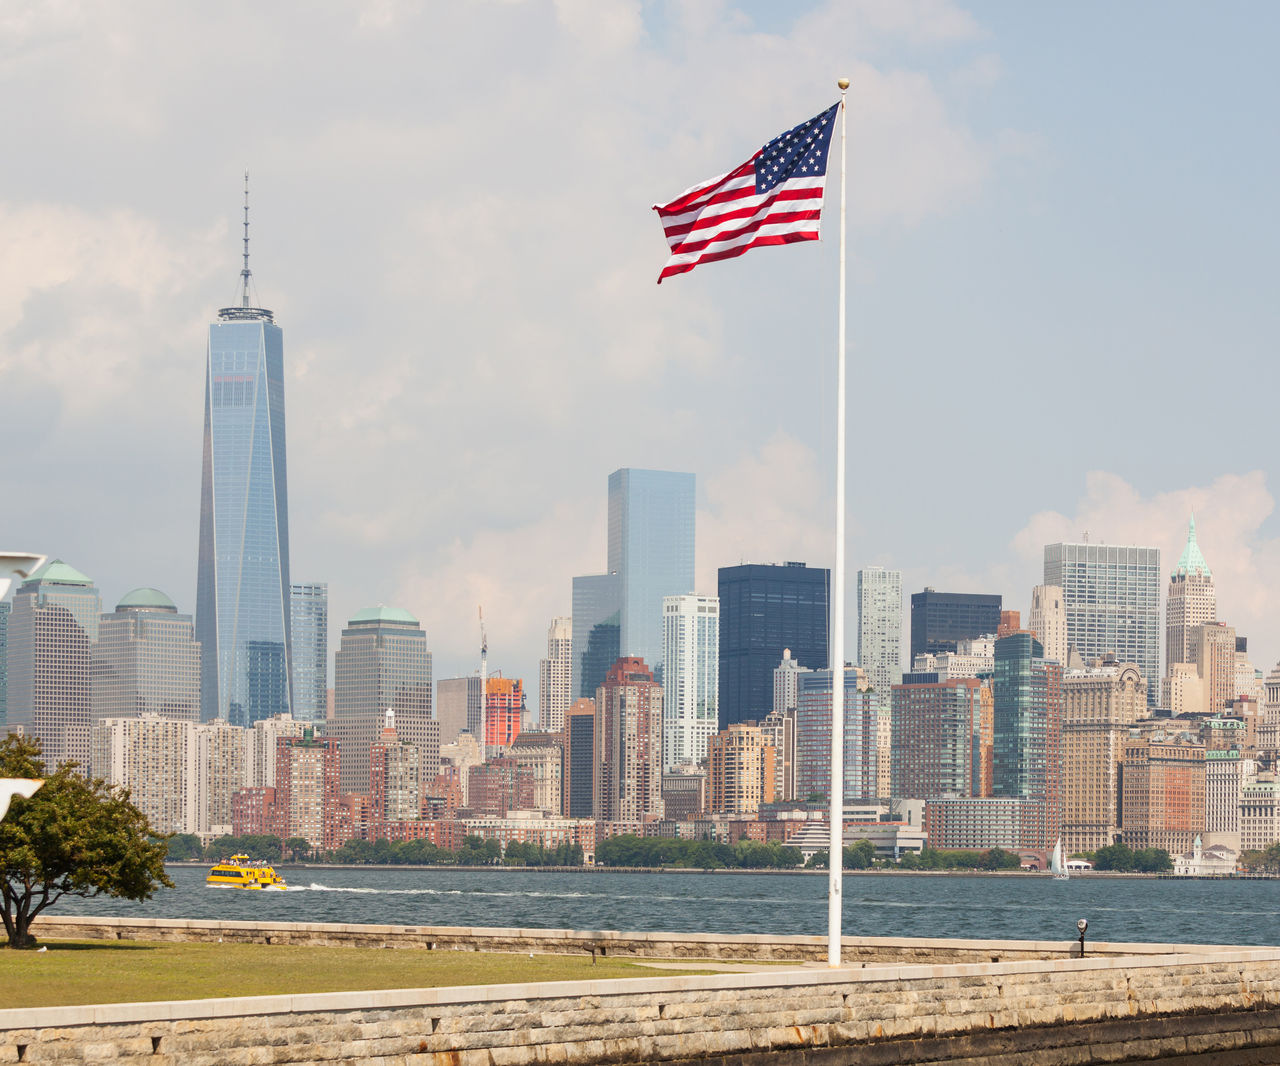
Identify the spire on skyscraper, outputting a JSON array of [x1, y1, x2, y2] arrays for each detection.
[[219, 172, 273, 323], [1174, 514, 1212, 578], [241, 170, 252, 309]]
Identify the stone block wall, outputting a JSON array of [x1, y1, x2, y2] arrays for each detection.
[[29, 914, 1214, 964], [5, 946, 1280, 1064]]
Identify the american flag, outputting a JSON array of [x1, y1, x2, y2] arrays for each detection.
[[653, 103, 839, 284]]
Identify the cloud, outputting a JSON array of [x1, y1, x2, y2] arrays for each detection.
[[0, 0, 1023, 697], [697, 432, 832, 593], [1009, 471, 1280, 669]]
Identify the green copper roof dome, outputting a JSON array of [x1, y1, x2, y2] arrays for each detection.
[[350, 605, 419, 625], [116, 587, 177, 612], [24, 559, 93, 586], [1174, 515, 1212, 578]]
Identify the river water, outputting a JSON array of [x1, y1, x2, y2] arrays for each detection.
[[51, 866, 1280, 947]]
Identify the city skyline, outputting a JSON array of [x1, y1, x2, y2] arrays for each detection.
[[6, 3, 1280, 696]]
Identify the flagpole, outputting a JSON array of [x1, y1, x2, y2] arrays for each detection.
[[828, 76, 850, 969]]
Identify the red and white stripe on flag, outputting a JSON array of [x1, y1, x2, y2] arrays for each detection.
[[652, 104, 838, 284]]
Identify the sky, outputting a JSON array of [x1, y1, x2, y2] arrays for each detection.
[[3, 0, 1279, 706]]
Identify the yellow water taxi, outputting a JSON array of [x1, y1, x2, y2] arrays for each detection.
[[206, 854, 288, 891]]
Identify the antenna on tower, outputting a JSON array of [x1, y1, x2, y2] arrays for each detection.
[[241, 171, 252, 308], [479, 607, 490, 756], [219, 172, 273, 323]]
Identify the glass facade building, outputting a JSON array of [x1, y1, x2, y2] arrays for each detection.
[[571, 573, 621, 700], [196, 299, 292, 725], [608, 468, 695, 683], [909, 590, 1002, 661], [564, 698, 596, 818], [1044, 542, 1161, 703], [991, 632, 1063, 842], [718, 561, 829, 728], [661, 594, 719, 769], [290, 582, 328, 723]]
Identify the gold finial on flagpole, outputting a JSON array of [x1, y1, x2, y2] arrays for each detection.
[[837, 77, 850, 90]]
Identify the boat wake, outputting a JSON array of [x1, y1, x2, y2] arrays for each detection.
[[305, 883, 464, 895]]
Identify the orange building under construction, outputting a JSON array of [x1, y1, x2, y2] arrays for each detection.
[[484, 676, 525, 750]]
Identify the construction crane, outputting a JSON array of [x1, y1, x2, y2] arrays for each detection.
[[479, 607, 488, 752]]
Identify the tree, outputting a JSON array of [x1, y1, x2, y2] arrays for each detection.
[[844, 839, 876, 869], [0, 735, 172, 949], [165, 833, 204, 860], [283, 837, 311, 862]]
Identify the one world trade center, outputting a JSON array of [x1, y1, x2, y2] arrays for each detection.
[[195, 178, 292, 724]]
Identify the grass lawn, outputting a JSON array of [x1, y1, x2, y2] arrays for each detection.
[[0, 940, 715, 1009]]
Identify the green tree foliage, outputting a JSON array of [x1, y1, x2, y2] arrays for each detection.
[[283, 837, 312, 862], [975, 848, 1022, 871], [844, 839, 876, 869], [205, 834, 283, 862], [1241, 844, 1280, 873], [164, 833, 204, 860], [1090, 843, 1171, 873], [0, 735, 172, 949], [593, 834, 802, 869]]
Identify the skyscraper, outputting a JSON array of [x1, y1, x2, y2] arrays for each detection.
[[1060, 660, 1146, 854], [1044, 542, 1161, 703], [1166, 516, 1215, 671], [0, 601, 10, 728], [538, 616, 572, 732], [718, 561, 829, 728], [563, 698, 597, 818], [290, 583, 328, 724], [274, 727, 341, 849], [369, 715, 422, 823], [436, 675, 481, 745], [661, 594, 719, 769], [595, 656, 664, 821], [1028, 585, 1067, 667], [908, 589, 1002, 661], [795, 668, 878, 804], [91, 714, 196, 834], [7, 560, 101, 769], [91, 588, 200, 723], [484, 675, 524, 750], [856, 567, 902, 707], [991, 631, 1063, 847], [890, 675, 985, 801], [570, 574, 620, 700], [196, 184, 292, 724], [608, 468, 696, 680], [332, 606, 434, 794]]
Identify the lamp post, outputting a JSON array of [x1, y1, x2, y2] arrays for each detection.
[[1077, 917, 1088, 958]]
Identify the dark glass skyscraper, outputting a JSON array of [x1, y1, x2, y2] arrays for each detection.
[[909, 589, 1002, 661], [717, 561, 829, 728], [196, 187, 292, 723], [571, 573, 620, 700]]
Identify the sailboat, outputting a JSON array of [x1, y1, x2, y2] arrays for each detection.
[[1050, 837, 1068, 881]]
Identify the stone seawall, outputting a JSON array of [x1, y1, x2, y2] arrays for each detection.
[[5, 947, 1280, 1064], [29, 914, 1219, 963]]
